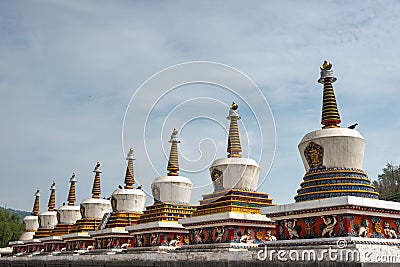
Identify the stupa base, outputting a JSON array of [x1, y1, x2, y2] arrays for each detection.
[[180, 211, 276, 245], [261, 196, 400, 240], [89, 227, 133, 249], [126, 221, 189, 247]]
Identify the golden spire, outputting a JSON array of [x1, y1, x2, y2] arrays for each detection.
[[67, 172, 77, 206], [48, 181, 56, 212], [124, 148, 135, 189], [319, 60, 341, 128], [32, 189, 40, 216], [167, 128, 180, 176], [227, 102, 242, 158], [92, 162, 102, 199]]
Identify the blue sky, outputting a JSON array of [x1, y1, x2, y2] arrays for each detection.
[[1, 1, 400, 211]]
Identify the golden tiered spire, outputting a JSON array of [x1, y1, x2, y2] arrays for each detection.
[[124, 148, 135, 189], [227, 102, 242, 158], [167, 128, 180, 176], [67, 172, 77, 206], [32, 189, 40, 216], [48, 181, 56, 212], [92, 162, 102, 199], [319, 60, 341, 128]]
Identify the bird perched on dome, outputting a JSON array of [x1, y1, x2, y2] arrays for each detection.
[[320, 60, 332, 70], [348, 123, 358, 129]]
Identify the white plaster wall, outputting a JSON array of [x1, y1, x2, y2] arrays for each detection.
[[57, 205, 81, 224], [111, 189, 146, 212], [38, 211, 58, 228], [80, 198, 111, 219], [23, 215, 39, 231], [298, 128, 365, 172], [151, 176, 192, 204], [210, 157, 260, 191], [19, 231, 35, 241]]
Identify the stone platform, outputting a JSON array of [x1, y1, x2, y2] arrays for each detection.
[[1, 243, 399, 267]]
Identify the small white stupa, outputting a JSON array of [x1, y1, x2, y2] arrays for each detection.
[[75, 162, 111, 231], [33, 182, 58, 238], [109, 148, 146, 221], [19, 189, 40, 241], [151, 128, 193, 204], [89, 148, 146, 249], [52, 172, 81, 235], [126, 128, 195, 247], [209, 102, 260, 192]]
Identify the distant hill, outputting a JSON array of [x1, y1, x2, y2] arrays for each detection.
[[0, 208, 30, 222]]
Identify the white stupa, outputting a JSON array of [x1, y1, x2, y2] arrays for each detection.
[[151, 128, 193, 204], [209, 102, 260, 192], [33, 182, 58, 238], [19, 189, 41, 241]]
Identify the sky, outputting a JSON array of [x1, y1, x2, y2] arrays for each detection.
[[1, 0, 400, 211]]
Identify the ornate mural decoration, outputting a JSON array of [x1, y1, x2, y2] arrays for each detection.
[[304, 142, 324, 169], [214, 226, 225, 243], [80, 205, 85, 218], [238, 228, 252, 243], [111, 196, 117, 211], [284, 219, 301, 239], [320, 215, 337, 237], [354, 218, 370, 237], [265, 230, 276, 241], [151, 184, 161, 203], [383, 221, 398, 239], [211, 168, 224, 191]]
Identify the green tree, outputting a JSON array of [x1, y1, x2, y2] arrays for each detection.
[[0, 208, 24, 247], [373, 163, 400, 201]]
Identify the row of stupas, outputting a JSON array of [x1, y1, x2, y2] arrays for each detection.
[[10, 99, 274, 255], [9, 61, 400, 264]]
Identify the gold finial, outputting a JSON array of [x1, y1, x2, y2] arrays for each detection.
[[124, 147, 135, 189], [32, 188, 40, 216], [67, 172, 77, 206], [319, 60, 341, 128], [230, 102, 238, 110], [48, 181, 56, 212], [92, 162, 102, 199], [320, 60, 332, 70], [227, 102, 242, 158], [167, 128, 180, 176]]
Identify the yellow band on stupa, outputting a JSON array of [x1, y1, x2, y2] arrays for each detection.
[[68, 172, 76, 206], [48, 181, 56, 212], [319, 60, 341, 129], [32, 189, 40, 216], [124, 148, 135, 189], [92, 162, 102, 199], [167, 128, 180, 176], [227, 102, 242, 158]]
